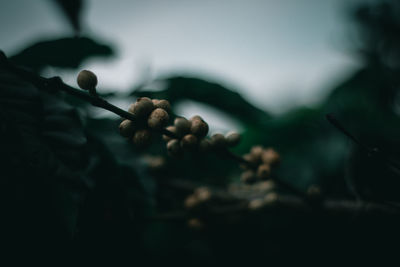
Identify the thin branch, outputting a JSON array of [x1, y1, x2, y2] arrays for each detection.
[[0, 50, 307, 200]]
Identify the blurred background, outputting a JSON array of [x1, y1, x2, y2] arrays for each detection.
[[2, 0, 400, 264], [1, 0, 367, 128]]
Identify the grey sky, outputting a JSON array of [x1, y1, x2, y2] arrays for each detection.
[[0, 0, 366, 122]]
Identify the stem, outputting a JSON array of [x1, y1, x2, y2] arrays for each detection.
[[0, 51, 179, 139], [0, 50, 308, 199]]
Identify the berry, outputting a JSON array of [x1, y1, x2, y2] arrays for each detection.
[[225, 131, 241, 147], [250, 146, 264, 161], [131, 97, 154, 118], [243, 153, 259, 166], [257, 164, 271, 180], [241, 170, 256, 184], [210, 133, 226, 149], [187, 218, 204, 230], [119, 119, 135, 137], [184, 195, 199, 209], [174, 117, 191, 136], [198, 139, 212, 153], [190, 117, 209, 138], [261, 148, 280, 166], [194, 187, 212, 202], [248, 198, 265, 210], [180, 134, 198, 150], [77, 70, 97, 91], [167, 139, 182, 157], [132, 129, 152, 147], [163, 126, 177, 141], [153, 99, 171, 113], [148, 108, 169, 130]]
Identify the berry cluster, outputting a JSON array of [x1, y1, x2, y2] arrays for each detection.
[[162, 115, 241, 157], [119, 97, 171, 147], [240, 146, 281, 184]]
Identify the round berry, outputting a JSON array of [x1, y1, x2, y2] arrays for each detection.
[[190, 117, 209, 138], [148, 108, 169, 130], [119, 119, 135, 137], [241, 170, 256, 184], [257, 164, 271, 180], [132, 97, 154, 118], [163, 126, 178, 141], [132, 129, 152, 147], [250, 146, 264, 161], [167, 139, 182, 157], [210, 133, 226, 149], [225, 131, 241, 147], [154, 99, 171, 113], [261, 148, 280, 166], [181, 134, 198, 150], [77, 70, 97, 91], [198, 139, 212, 153], [174, 117, 191, 136]]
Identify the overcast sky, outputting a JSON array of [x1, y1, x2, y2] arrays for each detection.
[[0, 0, 369, 129]]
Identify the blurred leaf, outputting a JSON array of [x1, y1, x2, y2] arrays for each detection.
[[51, 0, 84, 33], [132, 76, 270, 127], [10, 36, 114, 72]]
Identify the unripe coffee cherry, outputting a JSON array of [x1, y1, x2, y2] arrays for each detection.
[[184, 195, 199, 209], [243, 153, 260, 166], [225, 131, 241, 147], [167, 139, 182, 157], [174, 117, 191, 136], [119, 119, 135, 137], [153, 99, 171, 113], [180, 134, 198, 150], [261, 148, 281, 166], [241, 170, 256, 184], [148, 108, 169, 130], [257, 164, 271, 180], [190, 117, 209, 138], [194, 187, 212, 202], [163, 126, 177, 141], [77, 70, 97, 91], [250, 146, 264, 161], [187, 218, 204, 230], [132, 129, 152, 147], [210, 133, 226, 149], [132, 97, 154, 118], [198, 139, 212, 153]]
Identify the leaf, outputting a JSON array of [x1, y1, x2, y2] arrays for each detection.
[[52, 0, 84, 33], [132, 76, 271, 127], [9, 36, 114, 72]]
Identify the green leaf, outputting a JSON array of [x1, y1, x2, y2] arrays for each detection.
[[9, 36, 114, 72]]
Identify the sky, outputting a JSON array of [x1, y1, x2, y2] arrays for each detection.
[[0, 0, 368, 130]]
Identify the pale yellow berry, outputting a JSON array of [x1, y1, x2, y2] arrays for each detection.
[[148, 108, 169, 130], [257, 164, 271, 180], [261, 148, 281, 166], [210, 133, 226, 148], [119, 119, 135, 137], [131, 97, 154, 118], [174, 117, 191, 136], [198, 139, 212, 153], [154, 99, 171, 113], [250, 146, 264, 161], [241, 170, 256, 184], [190, 117, 209, 138], [167, 139, 182, 157], [163, 126, 177, 141], [180, 134, 198, 150], [77, 70, 97, 91], [132, 129, 152, 147], [225, 131, 241, 147]]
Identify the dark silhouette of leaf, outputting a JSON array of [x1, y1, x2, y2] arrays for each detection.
[[51, 0, 84, 34], [132, 76, 270, 127], [10, 37, 114, 72]]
